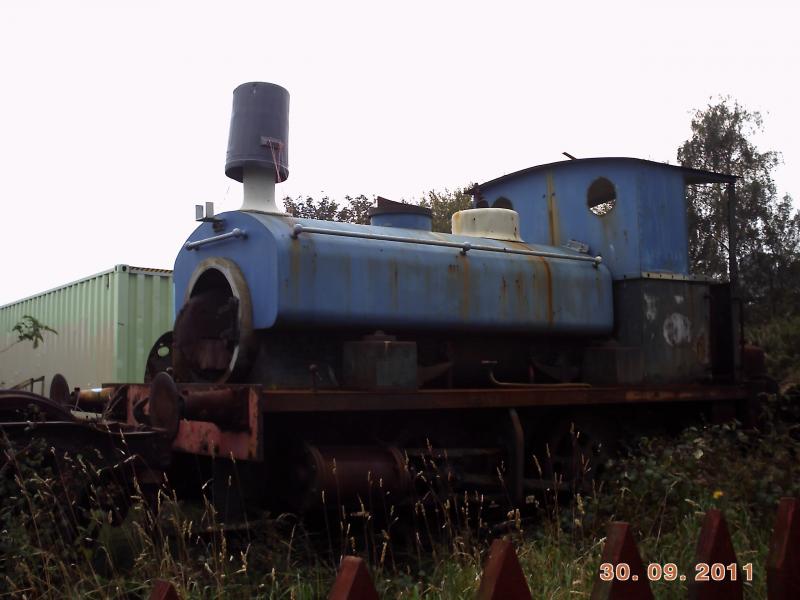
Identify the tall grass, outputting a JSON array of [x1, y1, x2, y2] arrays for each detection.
[[1, 393, 798, 598]]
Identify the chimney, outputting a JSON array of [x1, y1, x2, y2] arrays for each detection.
[[225, 82, 290, 213]]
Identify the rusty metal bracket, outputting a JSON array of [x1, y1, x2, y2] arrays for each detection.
[[125, 383, 264, 461]]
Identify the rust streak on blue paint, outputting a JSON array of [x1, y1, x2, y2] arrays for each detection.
[[545, 172, 560, 246]]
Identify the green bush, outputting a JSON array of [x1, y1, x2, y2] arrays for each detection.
[[751, 315, 800, 385]]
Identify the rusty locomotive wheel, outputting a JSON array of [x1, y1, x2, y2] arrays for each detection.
[[49, 373, 71, 407], [144, 331, 174, 383]]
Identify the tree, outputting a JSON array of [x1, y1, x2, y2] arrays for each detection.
[[1, 315, 57, 354], [280, 187, 474, 234], [418, 186, 474, 233], [334, 195, 373, 225], [282, 194, 373, 224], [281, 189, 474, 232], [677, 97, 800, 322], [282, 195, 341, 221]]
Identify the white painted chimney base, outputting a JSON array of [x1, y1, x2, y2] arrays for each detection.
[[241, 167, 284, 213]]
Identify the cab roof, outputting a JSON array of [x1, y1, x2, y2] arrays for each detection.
[[480, 157, 737, 188]]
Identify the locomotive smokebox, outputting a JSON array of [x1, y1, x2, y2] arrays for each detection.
[[225, 82, 290, 213]]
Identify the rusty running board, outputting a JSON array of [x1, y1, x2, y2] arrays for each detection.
[[260, 384, 751, 412], [116, 380, 755, 462]]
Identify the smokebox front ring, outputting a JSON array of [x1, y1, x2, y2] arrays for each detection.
[[173, 257, 255, 383]]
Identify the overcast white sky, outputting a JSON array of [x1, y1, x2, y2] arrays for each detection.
[[1, 1, 798, 305]]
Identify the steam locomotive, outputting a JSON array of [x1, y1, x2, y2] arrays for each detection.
[[20, 83, 765, 515]]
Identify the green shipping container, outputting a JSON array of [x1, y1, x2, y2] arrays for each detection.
[[0, 265, 173, 392]]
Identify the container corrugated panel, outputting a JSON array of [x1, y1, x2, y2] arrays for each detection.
[[0, 265, 173, 390]]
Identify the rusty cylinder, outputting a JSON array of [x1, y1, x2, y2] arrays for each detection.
[[299, 445, 410, 510]]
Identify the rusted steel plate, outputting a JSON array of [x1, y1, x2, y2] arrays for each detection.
[[171, 420, 248, 459], [477, 538, 532, 600], [767, 498, 800, 599], [327, 556, 379, 600], [125, 384, 262, 461], [170, 388, 262, 460], [590, 522, 653, 600], [261, 385, 749, 413], [688, 509, 743, 600]]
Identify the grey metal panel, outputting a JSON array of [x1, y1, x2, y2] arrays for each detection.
[[613, 278, 711, 383]]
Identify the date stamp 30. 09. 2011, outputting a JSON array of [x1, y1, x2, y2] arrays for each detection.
[[599, 562, 753, 584]]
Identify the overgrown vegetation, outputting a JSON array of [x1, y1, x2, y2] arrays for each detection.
[[1, 393, 798, 598], [1, 315, 57, 355], [751, 317, 800, 387]]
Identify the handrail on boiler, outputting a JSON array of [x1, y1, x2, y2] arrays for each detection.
[[290, 224, 602, 266], [185, 228, 247, 251]]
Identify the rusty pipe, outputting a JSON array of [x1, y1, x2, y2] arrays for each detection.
[[482, 361, 591, 388], [75, 387, 116, 411]]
